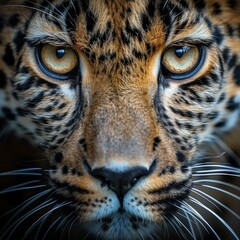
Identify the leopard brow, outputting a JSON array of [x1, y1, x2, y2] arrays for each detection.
[[171, 38, 214, 48], [26, 35, 72, 47]]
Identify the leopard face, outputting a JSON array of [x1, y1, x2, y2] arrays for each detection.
[[0, 0, 240, 239]]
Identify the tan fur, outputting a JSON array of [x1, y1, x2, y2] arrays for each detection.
[[0, 0, 239, 239]]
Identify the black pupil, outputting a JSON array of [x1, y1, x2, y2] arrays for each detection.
[[175, 46, 189, 58], [56, 48, 65, 59]]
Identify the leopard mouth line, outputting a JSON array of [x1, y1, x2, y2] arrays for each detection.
[[51, 176, 192, 219], [54, 186, 190, 225]]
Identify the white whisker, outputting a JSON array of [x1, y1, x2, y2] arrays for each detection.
[[193, 173, 240, 177], [23, 201, 70, 239], [195, 184, 240, 200], [0, 180, 46, 194], [34, 209, 52, 240], [1, 189, 51, 227], [171, 216, 188, 240], [189, 196, 239, 240], [60, 213, 76, 240], [1, 198, 57, 240], [176, 202, 209, 233], [193, 169, 240, 174], [165, 217, 182, 240], [194, 152, 227, 161], [212, 136, 240, 164], [193, 179, 240, 191], [192, 163, 238, 170], [42, 216, 62, 240], [182, 201, 221, 240], [192, 187, 240, 220], [0, 168, 42, 176], [172, 214, 196, 239]]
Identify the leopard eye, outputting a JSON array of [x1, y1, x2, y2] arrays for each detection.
[[161, 45, 205, 80], [37, 44, 78, 80]]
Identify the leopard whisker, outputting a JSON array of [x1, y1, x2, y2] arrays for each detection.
[[185, 208, 205, 240], [60, 213, 76, 240], [165, 216, 186, 240], [34, 207, 54, 240], [192, 187, 240, 220], [193, 179, 240, 191], [189, 196, 239, 240], [0, 168, 43, 176], [56, 211, 74, 237], [193, 169, 240, 174], [41, 216, 62, 240], [146, 225, 160, 240], [162, 216, 170, 240], [143, 224, 157, 240], [177, 206, 199, 240], [82, 221, 95, 240], [136, 228, 145, 240], [192, 163, 239, 170], [0, 189, 53, 240], [1, 198, 57, 240], [193, 173, 240, 177], [22, 200, 71, 239], [193, 152, 226, 161], [95, 226, 103, 240], [181, 201, 221, 240], [191, 188, 221, 212], [1, 188, 51, 225], [212, 136, 240, 165], [164, 217, 180, 239], [175, 203, 208, 235], [67, 216, 79, 240], [172, 214, 196, 239], [77, 205, 91, 224], [0, 180, 46, 195], [193, 184, 240, 200], [42, 186, 70, 203], [192, 166, 240, 174], [171, 216, 189, 240]]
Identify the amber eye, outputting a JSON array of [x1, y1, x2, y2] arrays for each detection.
[[37, 44, 78, 79], [161, 45, 205, 80]]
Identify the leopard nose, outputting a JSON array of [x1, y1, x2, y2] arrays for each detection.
[[92, 167, 150, 200]]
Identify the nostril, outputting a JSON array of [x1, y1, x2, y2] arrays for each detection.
[[131, 177, 138, 186], [103, 177, 110, 185]]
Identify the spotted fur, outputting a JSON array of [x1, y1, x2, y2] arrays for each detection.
[[0, 0, 240, 239]]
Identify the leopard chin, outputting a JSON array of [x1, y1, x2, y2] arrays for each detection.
[[78, 213, 161, 240]]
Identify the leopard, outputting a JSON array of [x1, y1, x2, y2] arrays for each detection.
[[0, 0, 240, 239]]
